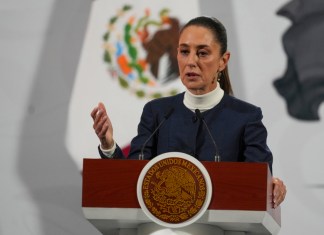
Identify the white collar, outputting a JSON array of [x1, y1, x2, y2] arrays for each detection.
[[183, 83, 224, 112]]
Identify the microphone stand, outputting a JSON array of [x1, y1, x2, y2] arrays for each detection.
[[138, 108, 174, 160], [195, 109, 221, 162]]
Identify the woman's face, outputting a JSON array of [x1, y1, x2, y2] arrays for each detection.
[[177, 25, 230, 95]]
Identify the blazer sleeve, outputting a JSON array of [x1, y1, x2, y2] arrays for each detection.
[[243, 107, 273, 173], [98, 144, 126, 159]]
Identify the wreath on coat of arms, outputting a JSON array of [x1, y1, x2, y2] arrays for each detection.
[[102, 5, 181, 99]]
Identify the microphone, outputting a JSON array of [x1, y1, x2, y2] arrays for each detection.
[[195, 109, 221, 162], [139, 107, 175, 160]]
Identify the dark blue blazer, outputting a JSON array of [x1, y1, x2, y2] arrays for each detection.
[[99, 92, 273, 172]]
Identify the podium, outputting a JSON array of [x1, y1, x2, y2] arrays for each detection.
[[82, 159, 281, 235]]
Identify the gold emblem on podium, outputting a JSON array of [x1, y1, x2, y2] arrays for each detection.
[[137, 152, 212, 228]]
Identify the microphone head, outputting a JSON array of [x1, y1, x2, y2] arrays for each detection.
[[195, 109, 202, 120]]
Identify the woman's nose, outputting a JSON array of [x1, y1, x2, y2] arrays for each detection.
[[186, 52, 198, 66]]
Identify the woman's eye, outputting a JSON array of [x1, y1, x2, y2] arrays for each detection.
[[180, 50, 189, 55], [197, 51, 208, 57]]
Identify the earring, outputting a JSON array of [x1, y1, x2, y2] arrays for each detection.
[[217, 72, 222, 82]]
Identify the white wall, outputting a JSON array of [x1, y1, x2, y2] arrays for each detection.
[[0, 0, 100, 234], [231, 2, 324, 235], [1, 0, 323, 234]]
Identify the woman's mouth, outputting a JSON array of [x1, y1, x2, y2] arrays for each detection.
[[186, 72, 200, 78]]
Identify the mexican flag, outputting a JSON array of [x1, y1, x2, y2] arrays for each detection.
[[66, 0, 200, 170]]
